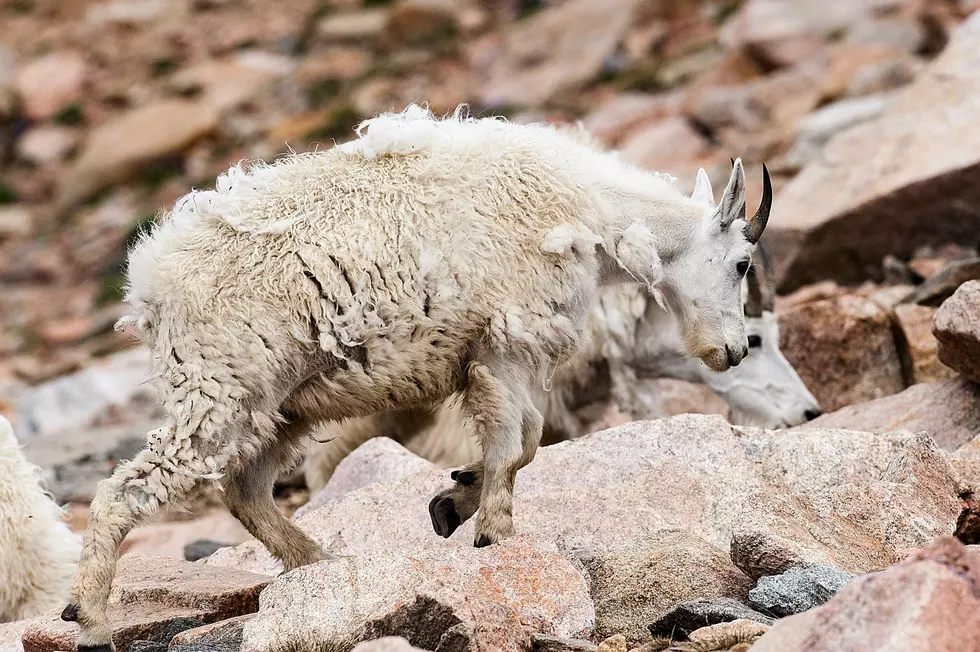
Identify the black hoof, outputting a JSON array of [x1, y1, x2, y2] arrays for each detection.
[[474, 534, 492, 548], [77, 645, 113, 652], [428, 495, 461, 538], [61, 603, 79, 622], [451, 470, 477, 486]]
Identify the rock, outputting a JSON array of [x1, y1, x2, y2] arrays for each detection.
[[769, 13, 980, 291], [587, 530, 752, 645], [351, 638, 430, 652], [782, 93, 893, 171], [903, 257, 980, 306], [846, 17, 926, 54], [55, 99, 219, 215], [480, 0, 639, 108], [121, 509, 251, 560], [166, 59, 280, 115], [934, 280, 980, 383], [184, 539, 234, 562], [22, 554, 271, 652], [617, 117, 711, 172], [168, 615, 248, 652], [819, 43, 909, 102], [297, 437, 436, 518], [532, 633, 596, 652], [0, 206, 32, 240], [14, 347, 158, 439], [747, 564, 856, 617], [799, 378, 980, 452], [581, 92, 684, 146], [845, 57, 921, 98], [317, 9, 389, 45], [631, 379, 730, 422], [385, 0, 459, 48], [13, 52, 87, 120], [893, 304, 956, 385], [687, 619, 769, 645], [778, 293, 904, 412], [0, 618, 31, 652], [648, 598, 774, 639], [15, 126, 79, 166], [595, 634, 627, 652], [210, 416, 960, 588], [86, 0, 172, 27], [749, 537, 980, 652], [239, 536, 592, 652]]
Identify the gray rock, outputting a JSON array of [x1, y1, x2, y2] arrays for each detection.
[[783, 94, 894, 170], [748, 565, 857, 617], [185, 539, 234, 562], [648, 598, 774, 639]]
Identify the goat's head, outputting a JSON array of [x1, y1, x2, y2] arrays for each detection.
[[656, 159, 771, 372], [699, 254, 823, 427]]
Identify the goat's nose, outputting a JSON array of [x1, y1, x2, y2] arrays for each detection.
[[725, 344, 742, 367], [804, 408, 823, 421]]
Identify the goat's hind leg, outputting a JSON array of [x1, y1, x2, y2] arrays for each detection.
[[61, 426, 211, 651], [223, 421, 331, 572]]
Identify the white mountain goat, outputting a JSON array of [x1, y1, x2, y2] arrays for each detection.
[[62, 104, 768, 651], [0, 415, 81, 623], [302, 176, 816, 495]]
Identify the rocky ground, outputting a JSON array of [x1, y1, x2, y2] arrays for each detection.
[[3, 0, 980, 651]]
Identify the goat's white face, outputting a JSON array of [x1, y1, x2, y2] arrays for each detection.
[[657, 161, 770, 372], [700, 312, 823, 428]]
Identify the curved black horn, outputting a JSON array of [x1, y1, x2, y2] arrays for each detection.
[[744, 163, 771, 244]]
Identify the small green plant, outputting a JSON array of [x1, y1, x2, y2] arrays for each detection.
[[0, 181, 16, 205], [150, 57, 177, 77], [53, 103, 85, 126]]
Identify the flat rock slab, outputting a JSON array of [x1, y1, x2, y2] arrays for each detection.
[[22, 554, 272, 652], [210, 415, 960, 584], [768, 12, 980, 291], [240, 536, 593, 652]]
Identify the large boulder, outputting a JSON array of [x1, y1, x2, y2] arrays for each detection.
[[777, 293, 904, 412], [934, 280, 980, 383], [749, 537, 980, 652], [893, 303, 957, 385], [768, 12, 980, 291], [798, 377, 980, 452], [209, 415, 960, 582], [239, 536, 593, 652]]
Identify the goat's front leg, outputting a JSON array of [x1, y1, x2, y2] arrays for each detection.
[[428, 361, 542, 546]]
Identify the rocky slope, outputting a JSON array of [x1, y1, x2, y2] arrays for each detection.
[[3, 1, 980, 651]]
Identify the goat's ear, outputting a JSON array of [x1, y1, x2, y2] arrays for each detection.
[[615, 222, 662, 287], [719, 157, 746, 228], [691, 168, 714, 205]]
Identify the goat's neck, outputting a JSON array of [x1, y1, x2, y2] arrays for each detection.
[[582, 169, 701, 287]]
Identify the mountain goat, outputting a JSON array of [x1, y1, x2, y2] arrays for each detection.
[[303, 182, 816, 495], [0, 415, 81, 623], [62, 104, 768, 651]]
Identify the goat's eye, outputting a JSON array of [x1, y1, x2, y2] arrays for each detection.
[[736, 260, 750, 276], [748, 334, 762, 348]]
